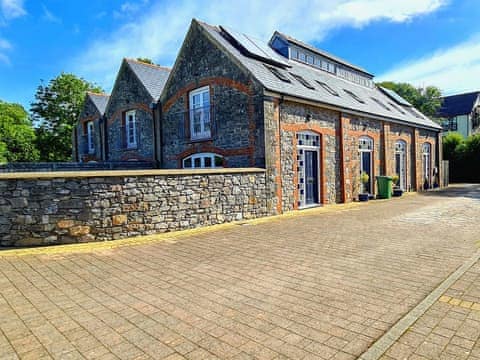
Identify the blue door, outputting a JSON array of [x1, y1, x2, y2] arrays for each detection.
[[304, 150, 319, 204], [361, 151, 372, 194]]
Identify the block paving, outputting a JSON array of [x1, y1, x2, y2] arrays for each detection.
[[1, 184, 480, 359]]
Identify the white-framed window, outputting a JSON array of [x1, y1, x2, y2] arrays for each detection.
[[189, 86, 211, 140], [125, 110, 137, 149], [182, 153, 223, 169], [86, 121, 94, 154]]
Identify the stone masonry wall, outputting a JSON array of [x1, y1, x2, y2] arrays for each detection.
[[0, 169, 269, 247], [160, 21, 265, 169]]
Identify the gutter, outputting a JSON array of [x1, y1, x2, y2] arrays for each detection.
[[264, 90, 442, 132]]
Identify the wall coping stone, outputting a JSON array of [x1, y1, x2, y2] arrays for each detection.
[[0, 168, 266, 180]]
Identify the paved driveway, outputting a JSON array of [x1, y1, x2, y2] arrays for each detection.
[[1, 184, 479, 360]]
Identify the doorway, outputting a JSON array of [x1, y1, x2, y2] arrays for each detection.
[[395, 140, 407, 191], [359, 137, 373, 194], [297, 132, 320, 207]]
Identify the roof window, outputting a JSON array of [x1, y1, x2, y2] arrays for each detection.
[[388, 101, 405, 115], [289, 73, 315, 90], [265, 65, 291, 83], [370, 97, 390, 111], [316, 81, 339, 96], [343, 89, 365, 104]]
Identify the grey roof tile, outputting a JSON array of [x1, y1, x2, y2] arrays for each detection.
[[438, 91, 480, 117], [199, 21, 441, 131], [87, 92, 110, 115], [125, 59, 171, 100]]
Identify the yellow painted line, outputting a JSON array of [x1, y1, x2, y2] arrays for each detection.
[[0, 193, 416, 258], [439, 295, 480, 311]]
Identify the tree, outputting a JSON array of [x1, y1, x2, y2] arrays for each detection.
[[30, 73, 103, 161], [378, 81, 443, 119], [0, 100, 39, 163]]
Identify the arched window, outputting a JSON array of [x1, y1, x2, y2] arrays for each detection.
[[183, 153, 223, 169], [358, 136, 373, 194]]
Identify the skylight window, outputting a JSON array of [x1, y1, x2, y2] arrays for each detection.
[[388, 101, 405, 115], [370, 97, 390, 111], [316, 81, 339, 96], [405, 106, 423, 119], [289, 73, 315, 90], [343, 89, 365, 104], [265, 65, 291, 83]]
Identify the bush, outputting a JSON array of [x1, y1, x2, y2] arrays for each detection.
[[446, 133, 480, 182]]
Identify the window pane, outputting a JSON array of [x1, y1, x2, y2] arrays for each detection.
[[204, 156, 212, 167], [183, 158, 192, 168], [194, 157, 201, 168]]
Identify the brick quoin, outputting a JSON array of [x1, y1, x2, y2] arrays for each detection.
[[273, 99, 282, 214]]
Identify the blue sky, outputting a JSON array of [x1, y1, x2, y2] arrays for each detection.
[[0, 0, 479, 110]]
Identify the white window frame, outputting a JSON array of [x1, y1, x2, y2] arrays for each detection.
[[125, 110, 137, 149], [182, 152, 223, 169], [422, 143, 431, 186], [87, 121, 94, 154], [189, 86, 211, 140]]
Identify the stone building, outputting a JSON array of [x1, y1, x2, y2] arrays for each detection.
[[160, 19, 442, 212], [105, 58, 170, 163], [75, 58, 170, 164], [74, 92, 109, 162]]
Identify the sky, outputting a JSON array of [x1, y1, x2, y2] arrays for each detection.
[[0, 0, 479, 110]]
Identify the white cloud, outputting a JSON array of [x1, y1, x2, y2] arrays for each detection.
[[0, 0, 26, 20], [378, 35, 480, 95], [42, 4, 61, 24], [73, 0, 447, 89]]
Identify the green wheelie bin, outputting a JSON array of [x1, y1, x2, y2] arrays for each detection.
[[376, 176, 393, 199]]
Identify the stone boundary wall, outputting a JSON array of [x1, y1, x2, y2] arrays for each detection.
[[0, 168, 269, 247]]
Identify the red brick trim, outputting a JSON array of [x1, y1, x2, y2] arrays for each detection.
[[173, 144, 254, 168], [273, 99, 282, 214], [162, 77, 251, 114], [281, 124, 331, 207], [339, 115, 349, 203], [107, 103, 151, 126], [79, 115, 96, 125]]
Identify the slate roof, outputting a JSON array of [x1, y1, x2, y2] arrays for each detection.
[[271, 31, 373, 77], [87, 92, 110, 115], [437, 92, 480, 118], [125, 59, 171, 100], [197, 21, 441, 131]]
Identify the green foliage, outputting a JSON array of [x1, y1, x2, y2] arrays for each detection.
[[136, 57, 155, 65], [360, 172, 369, 184], [442, 132, 464, 160], [378, 81, 443, 119], [391, 174, 399, 185], [0, 142, 7, 164], [0, 100, 39, 163], [444, 133, 480, 182], [30, 73, 103, 161]]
